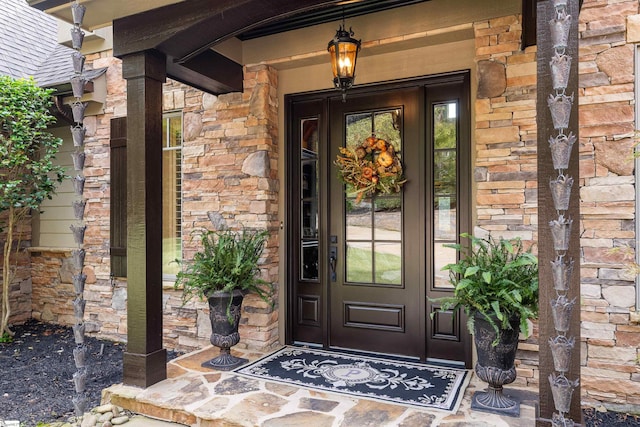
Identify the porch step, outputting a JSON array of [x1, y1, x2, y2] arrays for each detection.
[[102, 346, 539, 427], [126, 415, 188, 427], [102, 384, 199, 426]]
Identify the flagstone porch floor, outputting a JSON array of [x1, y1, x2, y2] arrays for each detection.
[[102, 346, 539, 426]]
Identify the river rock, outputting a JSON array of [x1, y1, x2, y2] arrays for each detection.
[[81, 414, 97, 427], [94, 404, 114, 414], [111, 416, 130, 425], [99, 411, 114, 422]]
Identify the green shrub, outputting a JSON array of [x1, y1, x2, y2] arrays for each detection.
[[0, 76, 66, 337]]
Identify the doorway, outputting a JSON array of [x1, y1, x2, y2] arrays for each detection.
[[286, 71, 471, 366]]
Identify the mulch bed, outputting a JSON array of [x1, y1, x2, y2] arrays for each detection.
[[584, 407, 640, 427], [0, 321, 639, 426], [0, 320, 179, 426]]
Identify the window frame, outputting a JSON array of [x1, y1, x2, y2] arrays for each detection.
[[161, 111, 184, 281]]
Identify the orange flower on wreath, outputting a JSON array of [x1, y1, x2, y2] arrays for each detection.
[[362, 166, 374, 180]]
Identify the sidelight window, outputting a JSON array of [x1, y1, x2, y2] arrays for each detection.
[[300, 117, 320, 281], [433, 102, 458, 289]]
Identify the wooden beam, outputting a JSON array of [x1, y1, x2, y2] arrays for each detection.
[[113, 0, 336, 94], [162, 0, 343, 63], [522, 0, 537, 48], [112, 0, 220, 58], [113, 0, 340, 60], [166, 50, 244, 94], [121, 49, 167, 388]]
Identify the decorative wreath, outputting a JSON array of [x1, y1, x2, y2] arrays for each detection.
[[335, 135, 406, 203]]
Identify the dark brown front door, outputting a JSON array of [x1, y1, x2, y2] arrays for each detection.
[[328, 89, 423, 358], [287, 72, 471, 366]]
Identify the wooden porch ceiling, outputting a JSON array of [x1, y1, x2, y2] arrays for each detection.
[[30, 0, 582, 95], [112, 0, 435, 93]]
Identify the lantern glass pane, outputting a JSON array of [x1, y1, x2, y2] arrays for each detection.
[[337, 43, 358, 78], [329, 44, 339, 78]]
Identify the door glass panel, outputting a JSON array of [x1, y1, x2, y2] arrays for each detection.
[[346, 197, 372, 241], [346, 113, 373, 150], [373, 110, 402, 154], [302, 162, 317, 199], [302, 200, 317, 236], [433, 102, 458, 289], [344, 109, 403, 286], [374, 196, 401, 241], [434, 150, 456, 195], [434, 244, 456, 289], [434, 103, 457, 149], [302, 243, 319, 281], [435, 196, 456, 240], [300, 118, 319, 281], [346, 242, 372, 283], [374, 243, 402, 284]]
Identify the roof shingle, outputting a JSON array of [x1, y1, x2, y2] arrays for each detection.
[[0, 0, 75, 87]]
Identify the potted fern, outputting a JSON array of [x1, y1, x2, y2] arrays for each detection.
[[175, 227, 272, 370], [435, 233, 538, 417]]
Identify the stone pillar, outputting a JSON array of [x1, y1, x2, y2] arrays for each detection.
[[121, 50, 167, 388]]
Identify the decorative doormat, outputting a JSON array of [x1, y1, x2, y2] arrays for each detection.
[[234, 346, 471, 412]]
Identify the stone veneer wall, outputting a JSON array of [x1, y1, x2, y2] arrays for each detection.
[[473, 14, 540, 389], [578, 0, 639, 408], [30, 249, 75, 325], [177, 63, 280, 351], [29, 49, 280, 353], [473, 4, 640, 409]]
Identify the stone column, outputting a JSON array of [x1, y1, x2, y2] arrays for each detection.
[[121, 50, 168, 388]]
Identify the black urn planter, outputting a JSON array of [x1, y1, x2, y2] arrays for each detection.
[[202, 289, 248, 371], [471, 312, 521, 417]]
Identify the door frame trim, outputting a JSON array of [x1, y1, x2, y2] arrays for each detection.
[[285, 70, 472, 366]]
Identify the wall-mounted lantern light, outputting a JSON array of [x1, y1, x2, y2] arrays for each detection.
[[327, 24, 361, 101]]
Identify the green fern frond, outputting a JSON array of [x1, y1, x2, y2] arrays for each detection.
[[429, 234, 539, 344]]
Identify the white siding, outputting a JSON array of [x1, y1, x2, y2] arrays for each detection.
[[35, 125, 76, 248]]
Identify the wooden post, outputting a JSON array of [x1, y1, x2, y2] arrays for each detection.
[[537, 0, 582, 424], [121, 50, 167, 388]]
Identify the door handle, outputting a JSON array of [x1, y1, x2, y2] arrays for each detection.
[[329, 246, 337, 282]]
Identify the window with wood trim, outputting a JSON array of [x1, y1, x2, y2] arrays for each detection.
[[162, 112, 183, 278], [109, 113, 183, 279]]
